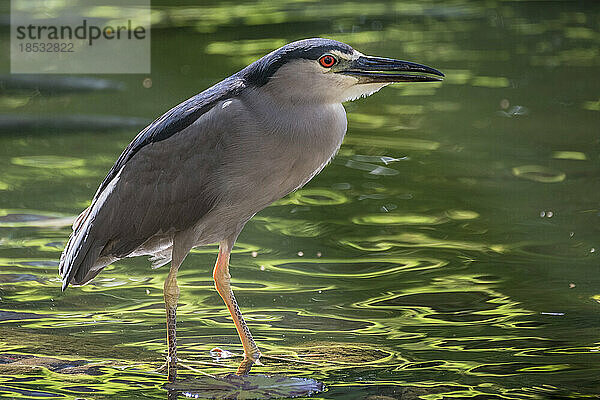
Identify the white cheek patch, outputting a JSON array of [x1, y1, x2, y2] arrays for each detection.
[[266, 57, 389, 103], [342, 83, 389, 102], [330, 49, 361, 61]]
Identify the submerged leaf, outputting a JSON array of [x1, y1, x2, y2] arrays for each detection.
[[512, 165, 566, 183], [166, 373, 325, 399], [552, 151, 587, 161]]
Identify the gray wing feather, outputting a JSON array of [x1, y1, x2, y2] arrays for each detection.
[[60, 77, 246, 290], [93, 77, 245, 198]]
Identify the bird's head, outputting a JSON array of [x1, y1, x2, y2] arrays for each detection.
[[242, 38, 444, 104]]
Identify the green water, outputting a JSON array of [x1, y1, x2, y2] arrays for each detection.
[[1, 0, 600, 398]]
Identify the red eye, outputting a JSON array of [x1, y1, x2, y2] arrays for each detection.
[[319, 54, 336, 68]]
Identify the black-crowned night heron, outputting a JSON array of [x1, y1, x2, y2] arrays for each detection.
[[59, 38, 443, 382]]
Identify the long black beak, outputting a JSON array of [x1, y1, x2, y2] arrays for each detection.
[[340, 55, 444, 83]]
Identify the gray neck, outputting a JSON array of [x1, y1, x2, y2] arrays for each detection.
[[239, 86, 348, 147]]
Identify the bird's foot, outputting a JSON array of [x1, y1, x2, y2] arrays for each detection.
[[155, 360, 168, 373], [157, 358, 217, 380], [155, 356, 178, 382], [179, 362, 217, 378], [235, 351, 262, 376]]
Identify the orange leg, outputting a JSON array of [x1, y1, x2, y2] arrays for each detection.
[[213, 240, 261, 375]]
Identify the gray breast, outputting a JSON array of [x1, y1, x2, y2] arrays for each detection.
[[92, 94, 347, 260], [188, 95, 348, 245]]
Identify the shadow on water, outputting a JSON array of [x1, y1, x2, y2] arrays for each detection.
[[1, 0, 600, 398]]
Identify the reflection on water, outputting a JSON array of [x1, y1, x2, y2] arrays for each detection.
[[1, 0, 600, 398]]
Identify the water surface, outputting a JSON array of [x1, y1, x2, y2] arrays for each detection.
[[1, 1, 599, 398]]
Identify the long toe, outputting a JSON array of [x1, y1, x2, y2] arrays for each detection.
[[156, 359, 169, 373], [156, 364, 166, 373]]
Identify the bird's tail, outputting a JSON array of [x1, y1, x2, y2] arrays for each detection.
[[59, 206, 105, 290]]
